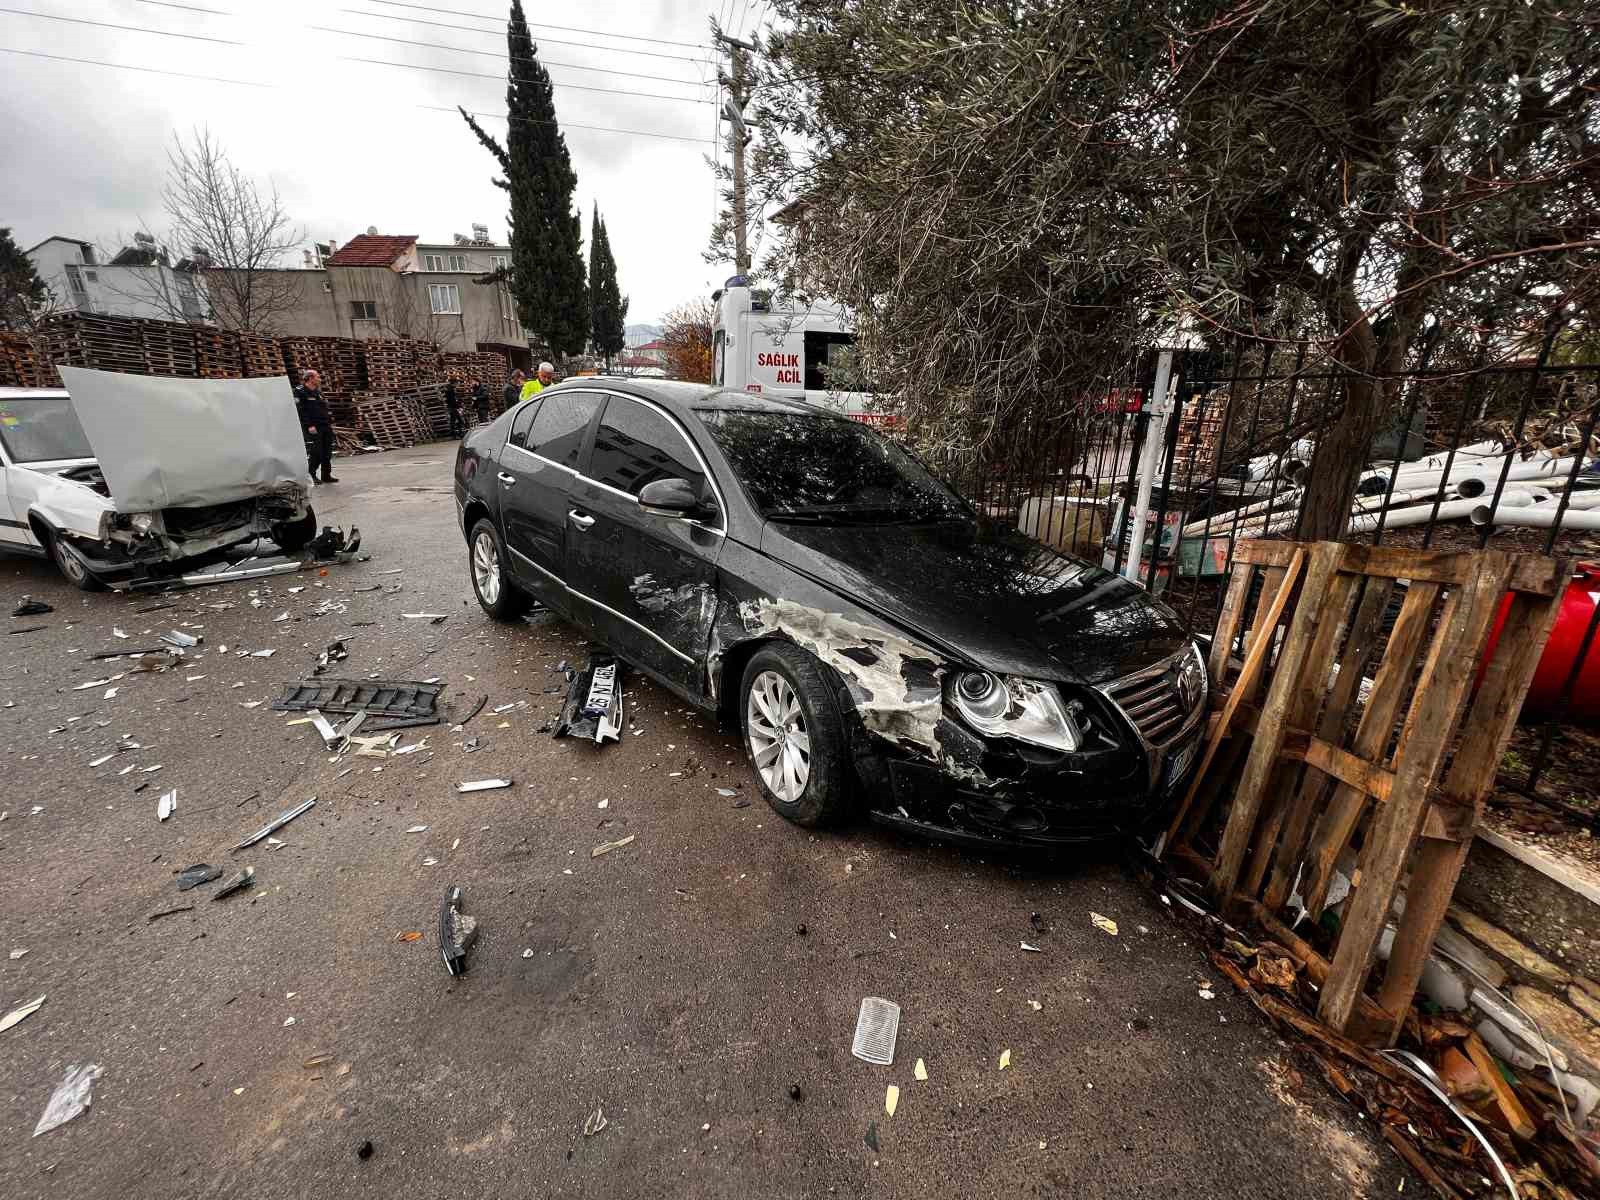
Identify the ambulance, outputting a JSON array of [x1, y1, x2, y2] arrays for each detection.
[[710, 278, 890, 425]]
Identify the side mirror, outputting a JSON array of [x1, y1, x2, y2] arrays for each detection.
[[639, 477, 714, 521]]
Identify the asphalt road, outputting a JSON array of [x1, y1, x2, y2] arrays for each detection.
[[0, 445, 1406, 1198]]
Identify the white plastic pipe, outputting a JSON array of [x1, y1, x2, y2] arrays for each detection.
[[1471, 504, 1600, 530], [1352, 499, 1482, 530], [1452, 458, 1569, 498]]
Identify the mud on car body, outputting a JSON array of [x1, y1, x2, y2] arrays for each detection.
[[0, 374, 315, 590], [455, 379, 1207, 848]]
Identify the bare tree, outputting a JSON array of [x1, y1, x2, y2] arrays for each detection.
[[372, 271, 462, 349], [660, 298, 716, 383], [160, 127, 304, 333]]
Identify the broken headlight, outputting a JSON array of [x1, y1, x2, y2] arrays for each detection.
[[950, 672, 1083, 753], [128, 512, 155, 534]]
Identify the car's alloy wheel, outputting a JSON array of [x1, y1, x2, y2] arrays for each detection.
[[746, 669, 811, 802], [49, 529, 104, 592], [472, 527, 501, 606]]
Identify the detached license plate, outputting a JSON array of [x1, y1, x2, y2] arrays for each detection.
[[1164, 735, 1200, 791]]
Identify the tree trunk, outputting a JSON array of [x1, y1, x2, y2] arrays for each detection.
[[1297, 302, 1382, 541]]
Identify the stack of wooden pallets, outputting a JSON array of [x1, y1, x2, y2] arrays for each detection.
[[40, 313, 152, 374], [196, 327, 243, 379], [0, 332, 61, 387], [237, 331, 282, 378], [351, 391, 426, 449], [363, 339, 417, 392], [442, 350, 509, 399]]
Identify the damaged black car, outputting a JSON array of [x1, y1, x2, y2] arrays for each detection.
[[455, 380, 1206, 848]]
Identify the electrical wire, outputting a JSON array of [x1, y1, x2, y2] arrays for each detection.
[[307, 24, 709, 90], [339, 54, 712, 105], [361, 0, 708, 50], [132, 0, 232, 14], [0, 47, 712, 142], [0, 4, 244, 44], [340, 8, 707, 64]]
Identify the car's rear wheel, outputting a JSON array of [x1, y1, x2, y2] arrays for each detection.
[[740, 643, 852, 827], [468, 518, 529, 621], [47, 528, 106, 592]]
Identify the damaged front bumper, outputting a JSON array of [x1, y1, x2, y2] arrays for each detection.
[[64, 492, 310, 585]]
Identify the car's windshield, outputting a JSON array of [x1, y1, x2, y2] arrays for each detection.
[[0, 396, 94, 464], [697, 409, 968, 524]]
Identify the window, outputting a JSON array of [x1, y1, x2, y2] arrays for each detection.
[[524, 391, 600, 467], [84, 270, 98, 283], [64, 264, 88, 301], [423, 254, 446, 272], [591, 398, 705, 499], [448, 253, 468, 272], [428, 284, 461, 315], [349, 300, 378, 320], [713, 329, 725, 386], [490, 254, 509, 272], [508, 401, 540, 448], [803, 331, 857, 391]]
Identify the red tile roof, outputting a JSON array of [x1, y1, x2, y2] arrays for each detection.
[[325, 234, 417, 267]]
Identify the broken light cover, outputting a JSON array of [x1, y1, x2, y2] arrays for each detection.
[[951, 671, 1082, 753], [128, 512, 155, 534]]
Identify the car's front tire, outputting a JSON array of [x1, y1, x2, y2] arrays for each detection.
[[740, 643, 853, 827], [271, 508, 317, 554], [46, 528, 106, 592], [468, 518, 529, 621]]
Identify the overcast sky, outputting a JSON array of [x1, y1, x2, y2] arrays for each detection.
[[1, 0, 767, 324]]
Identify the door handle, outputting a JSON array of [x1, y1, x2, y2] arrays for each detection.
[[568, 510, 596, 530], [497, 472, 515, 485]]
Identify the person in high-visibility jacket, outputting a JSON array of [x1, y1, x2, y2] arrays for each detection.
[[520, 361, 555, 402]]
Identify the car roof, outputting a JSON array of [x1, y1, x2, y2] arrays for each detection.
[[549, 377, 847, 421]]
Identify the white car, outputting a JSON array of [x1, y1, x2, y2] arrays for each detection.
[[0, 371, 316, 590]]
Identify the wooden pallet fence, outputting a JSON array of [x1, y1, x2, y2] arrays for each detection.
[[1165, 539, 1569, 1044]]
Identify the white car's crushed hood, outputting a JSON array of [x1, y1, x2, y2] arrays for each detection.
[[57, 368, 313, 513]]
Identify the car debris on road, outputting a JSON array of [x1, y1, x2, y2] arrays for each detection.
[[555, 657, 623, 744], [439, 885, 477, 977], [212, 866, 256, 900], [33, 1063, 103, 1137], [233, 798, 316, 850]]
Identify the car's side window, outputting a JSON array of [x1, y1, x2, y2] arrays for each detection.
[[507, 401, 539, 449], [525, 392, 601, 468], [590, 397, 706, 500]]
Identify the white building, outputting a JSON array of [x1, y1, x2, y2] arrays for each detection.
[[27, 234, 210, 323]]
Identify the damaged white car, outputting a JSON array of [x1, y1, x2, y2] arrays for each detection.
[[0, 370, 316, 590]]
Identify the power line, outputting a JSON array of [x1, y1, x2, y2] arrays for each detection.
[[341, 8, 707, 64], [363, 0, 708, 50], [0, 46, 712, 143], [0, 4, 244, 45], [308, 23, 708, 90], [340, 54, 712, 105], [132, 0, 232, 14]]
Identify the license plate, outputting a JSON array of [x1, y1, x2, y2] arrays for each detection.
[[1165, 738, 1199, 790]]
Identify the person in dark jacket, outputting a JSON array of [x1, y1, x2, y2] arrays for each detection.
[[444, 380, 463, 437], [502, 370, 524, 419], [294, 369, 337, 484], [470, 382, 488, 428]]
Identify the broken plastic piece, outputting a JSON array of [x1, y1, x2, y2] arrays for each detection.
[[313, 640, 349, 676], [1, 993, 46, 1033], [12, 597, 53, 616], [310, 525, 360, 561], [914, 1058, 928, 1081], [273, 678, 441, 720], [212, 866, 255, 900], [456, 778, 512, 793], [176, 863, 222, 891], [439, 885, 477, 977], [554, 656, 623, 744], [885, 1084, 899, 1117], [159, 630, 200, 649], [583, 1106, 608, 1137], [32, 1063, 102, 1137], [1020, 941, 1042, 953], [999, 1049, 1012, 1070], [591, 834, 635, 858], [851, 997, 901, 1066], [233, 798, 316, 850], [1090, 913, 1119, 936], [157, 790, 177, 821]]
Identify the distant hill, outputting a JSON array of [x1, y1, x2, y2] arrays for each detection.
[[624, 324, 663, 348]]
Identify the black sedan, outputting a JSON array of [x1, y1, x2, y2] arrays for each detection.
[[454, 379, 1207, 848]]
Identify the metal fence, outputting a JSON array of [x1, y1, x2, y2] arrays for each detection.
[[925, 344, 1600, 824]]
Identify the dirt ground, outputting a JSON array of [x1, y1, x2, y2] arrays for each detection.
[[0, 445, 1410, 1198]]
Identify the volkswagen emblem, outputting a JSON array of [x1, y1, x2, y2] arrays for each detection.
[[1174, 653, 1204, 711]]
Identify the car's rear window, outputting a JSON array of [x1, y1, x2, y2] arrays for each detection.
[[0, 397, 94, 463], [697, 409, 966, 524]]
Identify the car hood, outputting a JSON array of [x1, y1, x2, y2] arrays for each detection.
[[758, 519, 1191, 684], [58, 368, 312, 513]]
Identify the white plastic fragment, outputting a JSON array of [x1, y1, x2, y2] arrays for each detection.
[[1091, 913, 1119, 936], [32, 1063, 102, 1137], [851, 996, 900, 1065], [1, 993, 46, 1033], [405, 825, 429, 833], [456, 779, 512, 793], [157, 790, 177, 821], [1020, 941, 1042, 953]]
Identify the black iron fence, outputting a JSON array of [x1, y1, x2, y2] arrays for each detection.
[[921, 345, 1600, 823]]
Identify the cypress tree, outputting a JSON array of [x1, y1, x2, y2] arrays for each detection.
[[588, 206, 627, 370], [459, 0, 588, 358]]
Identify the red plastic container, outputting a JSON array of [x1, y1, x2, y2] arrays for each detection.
[[1481, 562, 1600, 718]]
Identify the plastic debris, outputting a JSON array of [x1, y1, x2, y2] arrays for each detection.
[[885, 1084, 899, 1116], [401, 613, 448, 620], [554, 656, 623, 744], [147, 904, 194, 922], [591, 834, 635, 858], [583, 1106, 608, 1136], [864, 1122, 880, 1152], [405, 825, 429, 833], [160, 630, 200, 649], [999, 1049, 1012, 1070], [1, 993, 46, 1033], [1020, 941, 1042, 953], [439, 885, 477, 977], [395, 931, 423, 942], [1028, 1000, 1043, 1012], [12, 596, 52, 616], [313, 640, 348, 676], [9, 948, 27, 960], [233, 798, 315, 850], [157, 790, 177, 821], [914, 1058, 928, 1081], [456, 779, 511, 793], [522, 948, 535, 959], [176, 863, 222, 891], [249, 649, 275, 658], [716, 788, 739, 797], [851, 997, 901, 1065], [88, 752, 117, 768], [212, 867, 256, 900], [1091, 912, 1119, 936], [32, 1063, 102, 1137]]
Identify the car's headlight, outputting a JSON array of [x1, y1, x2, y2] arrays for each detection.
[[951, 671, 1083, 753], [128, 512, 155, 534]]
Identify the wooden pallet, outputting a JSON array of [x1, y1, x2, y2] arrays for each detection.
[[1165, 540, 1569, 1043]]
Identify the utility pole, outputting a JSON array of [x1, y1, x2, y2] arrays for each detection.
[[715, 27, 757, 276]]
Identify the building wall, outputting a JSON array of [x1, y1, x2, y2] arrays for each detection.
[[29, 238, 210, 323]]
